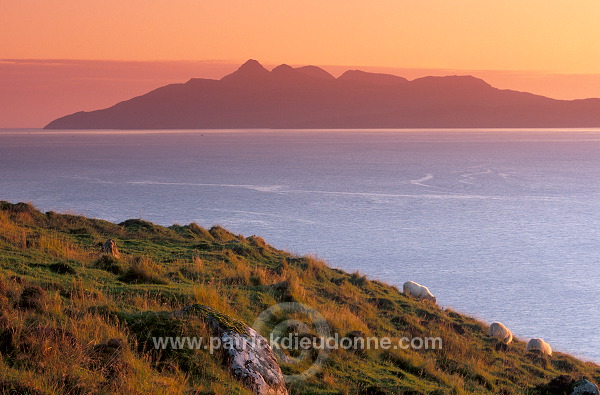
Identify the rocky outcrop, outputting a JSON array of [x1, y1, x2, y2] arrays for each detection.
[[572, 379, 600, 395], [175, 304, 288, 395], [122, 304, 287, 394], [101, 239, 119, 258]]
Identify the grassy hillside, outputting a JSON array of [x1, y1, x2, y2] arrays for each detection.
[[0, 201, 598, 394]]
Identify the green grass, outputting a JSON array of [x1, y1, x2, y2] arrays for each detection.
[[0, 200, 599, 394]]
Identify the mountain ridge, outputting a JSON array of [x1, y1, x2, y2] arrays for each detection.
[[44, 59, 600, 129]]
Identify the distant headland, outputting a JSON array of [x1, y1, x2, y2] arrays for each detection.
[[45, 59, 600, 129]]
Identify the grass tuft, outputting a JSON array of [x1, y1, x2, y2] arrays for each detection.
[[94, 254, 125, 275], [119, 257, 169, 285]]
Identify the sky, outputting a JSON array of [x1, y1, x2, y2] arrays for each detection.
[[2, 0, 600, 127]]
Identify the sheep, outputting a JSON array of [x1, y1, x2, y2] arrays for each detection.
[[403, 281, 436, 303], [526, 338, 552, 356], [488, 322, 513, 344]]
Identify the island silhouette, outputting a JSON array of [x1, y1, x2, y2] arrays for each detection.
[[45, 59, 600, 129]]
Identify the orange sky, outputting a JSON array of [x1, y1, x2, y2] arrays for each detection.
[[4, 0, 600, 72], [2, 1, 600, 127]]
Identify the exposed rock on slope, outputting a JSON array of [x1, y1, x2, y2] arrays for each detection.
[[123, 304, 288, 395]]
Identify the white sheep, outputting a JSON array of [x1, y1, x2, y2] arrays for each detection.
[[488, 322, 513, 344], [403, 281, 436, 303], [526, 338, 552, 356]]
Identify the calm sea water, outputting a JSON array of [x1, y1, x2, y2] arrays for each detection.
[[1, 128, 600, 362]]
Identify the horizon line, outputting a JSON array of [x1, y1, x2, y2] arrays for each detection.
[[6, 57, 600, 77]]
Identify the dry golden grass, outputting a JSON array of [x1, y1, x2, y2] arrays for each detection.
[[193, 283, 235, 317], [39, 234, 80, 259], [178, 256, 204, 281], [213, 251, 253, 286], [304, 255, 328, 278], [0, 211, 27, 248], [0, 276, 189, 395], [191, 255, 203, 269], [283, 271, 309, 303], [249, 266, 269, 285], [321, 304, 370, 335], [120, 256, 169, 285], [336, 280, 363, 304]]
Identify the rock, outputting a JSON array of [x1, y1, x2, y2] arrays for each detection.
[[225, 327, 288, 395], [176, 304, 288, 395], [101, 239, 120, 258], [572, 379, 599, 395]]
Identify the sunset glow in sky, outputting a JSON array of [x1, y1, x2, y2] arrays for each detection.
[[5, 0, 600, 72], [3, 0, 600, 127]]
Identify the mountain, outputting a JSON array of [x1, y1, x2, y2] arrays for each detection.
[[44, 59, 600, 129], [1, 200, 599, 393]]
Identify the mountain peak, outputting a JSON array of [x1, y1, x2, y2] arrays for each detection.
[[271, 64, 295, 74], [294, 65, 335, 80], [221, 59, 269, 82], [239, 59, 266, 72]]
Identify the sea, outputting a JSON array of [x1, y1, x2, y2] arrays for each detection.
[[1, 128, 599, 362]]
